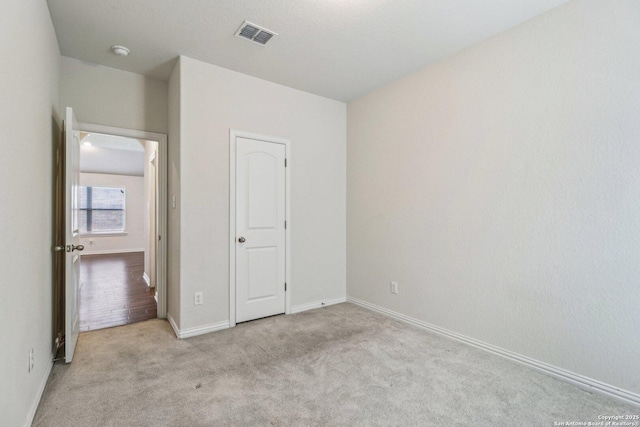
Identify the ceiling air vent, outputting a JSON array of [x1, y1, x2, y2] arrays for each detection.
[[235, 21, 278, 46]]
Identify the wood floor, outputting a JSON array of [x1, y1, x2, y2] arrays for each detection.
[[79, 252, 156, 332]]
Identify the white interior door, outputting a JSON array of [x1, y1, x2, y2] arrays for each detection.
[[64, 107, 83, 362], [235, 137, 286, 323]]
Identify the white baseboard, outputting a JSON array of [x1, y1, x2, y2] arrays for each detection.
[[166, 298, 346, 338], [24, 359, 54, 427], [291, 296, 346, 314], [143, 272, 150, 287], [167, 313, 229, 339], [167, 313, 179, 337], [347, 296, 640, 407], [80, 248, 145, 256]]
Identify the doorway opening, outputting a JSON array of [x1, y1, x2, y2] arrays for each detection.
[[78, 123, 167, 331], [77, 131, 160, 331]]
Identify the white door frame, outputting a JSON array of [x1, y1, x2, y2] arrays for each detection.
[[229, 129, 291, 328], [78, 122, 169, 319]]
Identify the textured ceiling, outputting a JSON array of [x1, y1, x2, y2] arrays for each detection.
[[47, 0, 568, 101]]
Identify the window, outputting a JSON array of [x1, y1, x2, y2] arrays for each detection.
[[79, 186, 126, 234]]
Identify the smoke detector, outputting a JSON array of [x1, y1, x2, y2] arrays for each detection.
[[235, 21, 278, 46], [111, 45, 130, 57]]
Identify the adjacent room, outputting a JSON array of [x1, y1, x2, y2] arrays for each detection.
[[1, 0, 639, 426], [76, 132, 159, 332]]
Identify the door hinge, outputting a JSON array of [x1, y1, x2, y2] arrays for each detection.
[[284, 220, 287, 229], [285, 158, 287, 167], [158, 235, 161, 241], [285, 283, 287, 292]]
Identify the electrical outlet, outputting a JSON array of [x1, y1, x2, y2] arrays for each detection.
[[391, 281, 398, 294], [194, 291, 203, 305], [29, 348, 34, 373]]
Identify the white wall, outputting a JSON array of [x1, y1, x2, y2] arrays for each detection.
[[79, 173, 146, 254], [348, 0, 640, 397], [170, 56, 346, 331], [60, 56, 168, 134], [0, 0, 60, 425]]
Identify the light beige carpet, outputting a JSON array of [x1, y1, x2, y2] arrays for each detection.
[[33, 303, 636, 426]]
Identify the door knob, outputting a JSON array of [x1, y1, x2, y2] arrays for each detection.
[[53, 246, 65, 252], [238, 237, 246, 243], [71, 244, 84, 252]]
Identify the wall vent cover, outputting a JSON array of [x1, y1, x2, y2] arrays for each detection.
[[235, 21, 278, 45]]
